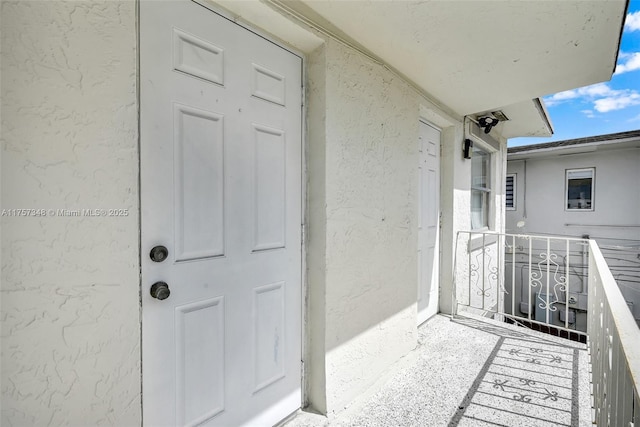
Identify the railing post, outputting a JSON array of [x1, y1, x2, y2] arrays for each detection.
[[467, 232, 472, 309], [528, 237, 532, 322], [497, 233, 502, 317], [546, 237, 551, 325], [511, 235, 516, 319], [481, 233, 486, 311], [564, 239, 570, 331]]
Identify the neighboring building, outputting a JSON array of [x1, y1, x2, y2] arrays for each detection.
[[506, 131, 640, 331], [1, 1, 627, 426]]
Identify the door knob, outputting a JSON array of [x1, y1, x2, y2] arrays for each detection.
[[150, 281, 171, 300], [150, 245, 168, 262]]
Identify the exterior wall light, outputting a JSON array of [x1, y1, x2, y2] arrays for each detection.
[[478, 116, 499, 134], [463, 138, 473, 159]]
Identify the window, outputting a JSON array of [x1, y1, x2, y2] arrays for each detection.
[[471, 146, 491, 229], [566, 168, 594, 211], [506, 174, 516, 210]]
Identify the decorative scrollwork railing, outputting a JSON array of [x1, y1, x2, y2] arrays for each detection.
[[453, 231, 589, 338], [453, 232, 640, 426]]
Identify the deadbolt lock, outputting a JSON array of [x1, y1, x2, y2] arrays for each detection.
[[150, 245, 169, 262]]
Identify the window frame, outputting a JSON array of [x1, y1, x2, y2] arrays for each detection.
[[565, 167, 595, 212], [470, 145, 493, 230], [505, 173, 516, 211]]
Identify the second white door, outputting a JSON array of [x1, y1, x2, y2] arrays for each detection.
[[417, 121, 440, 325]]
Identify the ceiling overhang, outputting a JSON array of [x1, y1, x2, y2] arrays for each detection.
[[289, 0, 626, 114], [474, 98, 554, 139], [217, 0, 627, 138]]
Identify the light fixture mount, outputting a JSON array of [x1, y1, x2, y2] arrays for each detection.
[[478, 116, 499, 134], [463, 138, 473, 159], [491, 110, 509, 122]]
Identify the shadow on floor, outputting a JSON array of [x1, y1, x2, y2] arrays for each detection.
[[449, 317, 581, 427], [284, 314, 590, 427]]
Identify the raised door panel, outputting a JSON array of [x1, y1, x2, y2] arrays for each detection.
[[253, 282, 286, 392], [176, 297, 225, 426], [173, 28, 225, 85], [252, 125, 286, 252], [174, 104, 225, 261]]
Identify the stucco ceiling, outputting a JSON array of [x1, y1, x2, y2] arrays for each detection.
[[216, 0, 627, 138], [478, 98, 553, 139], [289, 0, 627, 118]]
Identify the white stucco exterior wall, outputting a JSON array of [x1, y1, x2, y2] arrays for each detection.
[[1, 2, 140, 425], [305, 38, 421, 413], [303, 35, 496, 414], [301, 29, 514, 410], [506, 147, 640, 323], [440, 125, 508, 316], [506, 148, 640, 240], [439, 126, 468, 315], [324, 39, 420, 412], [305, 43, 329, 414]]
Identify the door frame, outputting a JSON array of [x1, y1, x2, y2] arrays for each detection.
[[417, 118, 443, 325], [137, 0, 309, 418]]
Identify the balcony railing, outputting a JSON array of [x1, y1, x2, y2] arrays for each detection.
[[452, 231, 640, 426], [588, 240, 640, 427]]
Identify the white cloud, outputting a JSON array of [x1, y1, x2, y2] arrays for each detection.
[[614, 52, 640, 74], [594, 93, 640, 112], [625, 11, 640, 32], [544, 82, 640, 114], [545, 83, 616, 106], [579, 83, 617, 97], [545, 90, 578, 105]]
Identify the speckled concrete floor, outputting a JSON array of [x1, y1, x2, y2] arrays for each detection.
[[283, 314, 591, 427]]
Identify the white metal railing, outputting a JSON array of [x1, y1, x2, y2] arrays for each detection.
[[452, 231, 589, 340], [452, 231, 640, 425], [588, 240, 640, 427]]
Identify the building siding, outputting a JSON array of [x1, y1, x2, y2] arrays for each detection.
[[1, 2, 141, 425], [323, 38, 419, 412]]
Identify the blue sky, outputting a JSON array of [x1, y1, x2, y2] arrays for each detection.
[[509, 2, 640, 147]]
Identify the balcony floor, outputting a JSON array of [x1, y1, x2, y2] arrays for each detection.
[[285, 314, 591, 427]]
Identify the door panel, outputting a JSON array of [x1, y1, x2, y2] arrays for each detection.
[[140, 1, 302, 425], [418, 121, 440, 325], [176, 297, 225, 425], [253, 125, 287, 251], [174, 104, 225, 260], [253, 282, 286, 392]]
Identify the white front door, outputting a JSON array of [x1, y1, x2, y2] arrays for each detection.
[[140, 1, 303, 425], [417, 121, 440, 325]]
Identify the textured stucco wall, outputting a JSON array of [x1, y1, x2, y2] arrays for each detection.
[[439, 125, 467, 315], [305, 44, 328, 414], [506, 148, 640, 322], [1, 2, 140, 425], [442, 128, 508, 316], [306, 39, 421, 413], [506, 149, 640, 240]]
